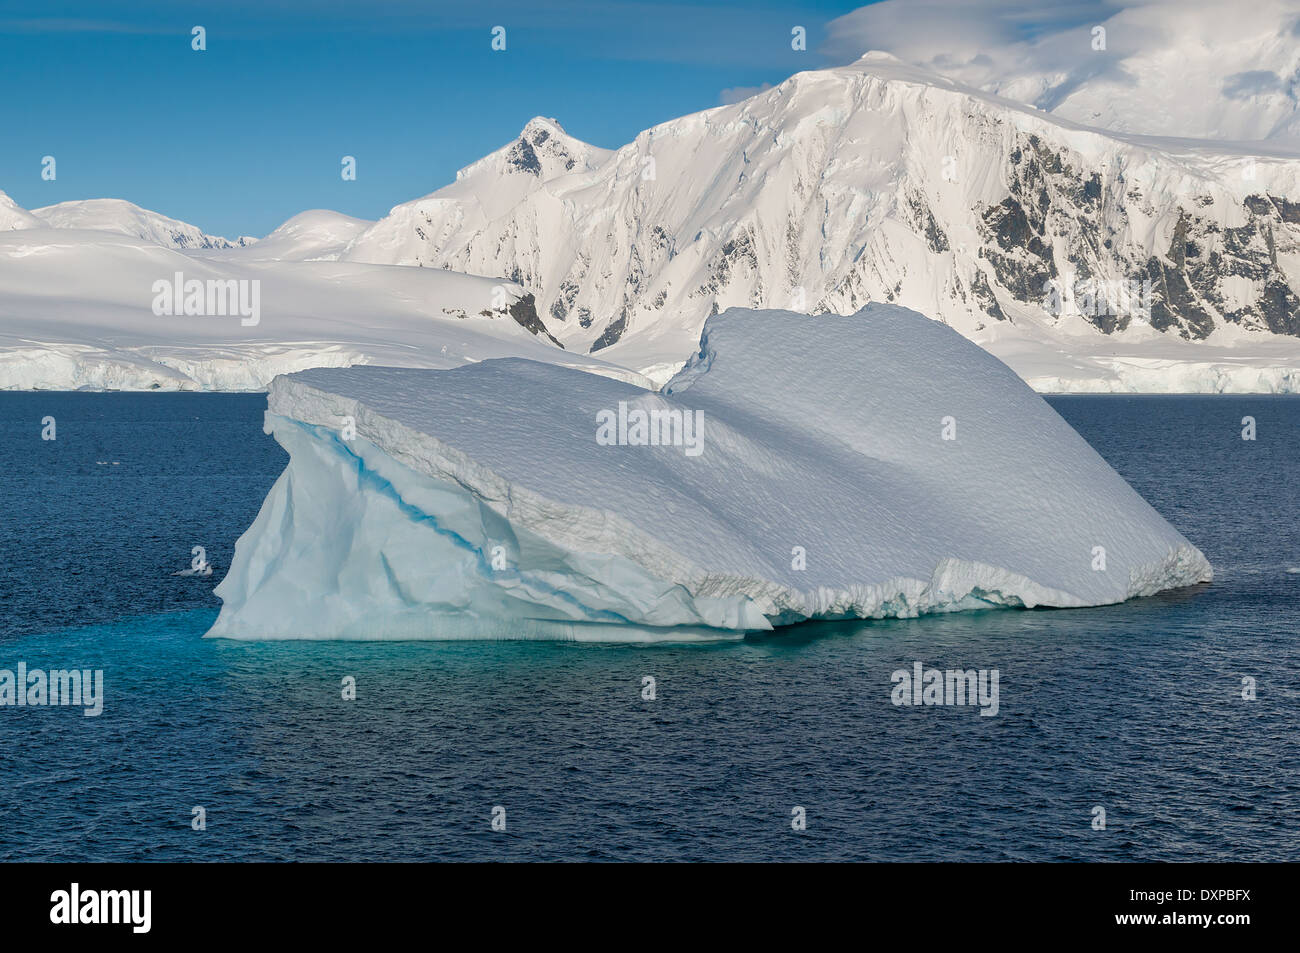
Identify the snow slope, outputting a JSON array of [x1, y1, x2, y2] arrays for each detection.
[[212, 209, 371, 261], [1, 190, 42, 231], [207, 305, 1211, 641], [0, 227, 645, 391], [342, 53, 1300, 393], [30, 198, 255, 249]]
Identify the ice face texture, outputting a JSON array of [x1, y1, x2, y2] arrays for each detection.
[[207, 305, 1212, 641]]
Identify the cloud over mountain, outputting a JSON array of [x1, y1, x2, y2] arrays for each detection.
[[824, 0, 1300, 143]]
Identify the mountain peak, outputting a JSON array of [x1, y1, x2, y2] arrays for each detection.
[[503, 116, 587, 177], [520, 116, 567, 138], [452, 115, 611, 185]]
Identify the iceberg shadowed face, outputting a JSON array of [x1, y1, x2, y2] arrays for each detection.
[[595, 399, 705, 457]]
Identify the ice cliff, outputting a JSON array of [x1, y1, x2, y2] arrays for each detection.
[[207, 305, 1212, 640]]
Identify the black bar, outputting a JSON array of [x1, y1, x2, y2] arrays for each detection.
[[0, 862, 1277, 940]]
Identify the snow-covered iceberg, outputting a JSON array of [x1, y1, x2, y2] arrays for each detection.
[[207, 305, 1212, 641]]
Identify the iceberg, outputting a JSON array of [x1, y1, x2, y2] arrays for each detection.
[[207, 305, 1212, 641]]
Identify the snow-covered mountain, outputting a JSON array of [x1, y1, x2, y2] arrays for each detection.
[[29, 198, 256, 250], [5, 47, 1300, 393], [219, 209, 371, 261], [341, 53, 1300, 391], [340, 115, 613, 271]]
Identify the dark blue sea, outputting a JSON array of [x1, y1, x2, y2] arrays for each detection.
[[1, 393, 1296, 861]]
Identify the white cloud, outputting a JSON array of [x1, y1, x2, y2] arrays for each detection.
[[822, 0, 1300, 142]]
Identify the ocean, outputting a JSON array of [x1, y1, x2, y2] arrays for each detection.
[[1, 392, 1296, 861]]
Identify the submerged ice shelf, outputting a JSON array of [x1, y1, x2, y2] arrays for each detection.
[[207, 305, 1212, 640]]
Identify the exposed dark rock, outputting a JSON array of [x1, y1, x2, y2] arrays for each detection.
[[980, 196, 1056, 302], [1082, 174, 1102, 204], [1244, 195, 1273, 216], [1273, 196, 1300, 225], [970, 269, 1007, 321], [984, 197, 1033, 251], [550, 278, 580, 322], [907, 191, 950, 252], [590, 313, 627, 351], [1146, 258, 1214, 339], [1258, 279, 1300, 335], [506, 137, 542, 176], [507, 293, 563, 347]]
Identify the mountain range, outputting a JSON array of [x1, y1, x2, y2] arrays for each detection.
[[3, 50, 1299, 392]]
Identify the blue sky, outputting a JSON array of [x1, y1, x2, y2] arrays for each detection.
[[0, 0, 876, 238]]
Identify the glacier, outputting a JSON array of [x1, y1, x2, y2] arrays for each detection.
[[0, 224, 648, 392], [207, 304, 1212, 641]]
